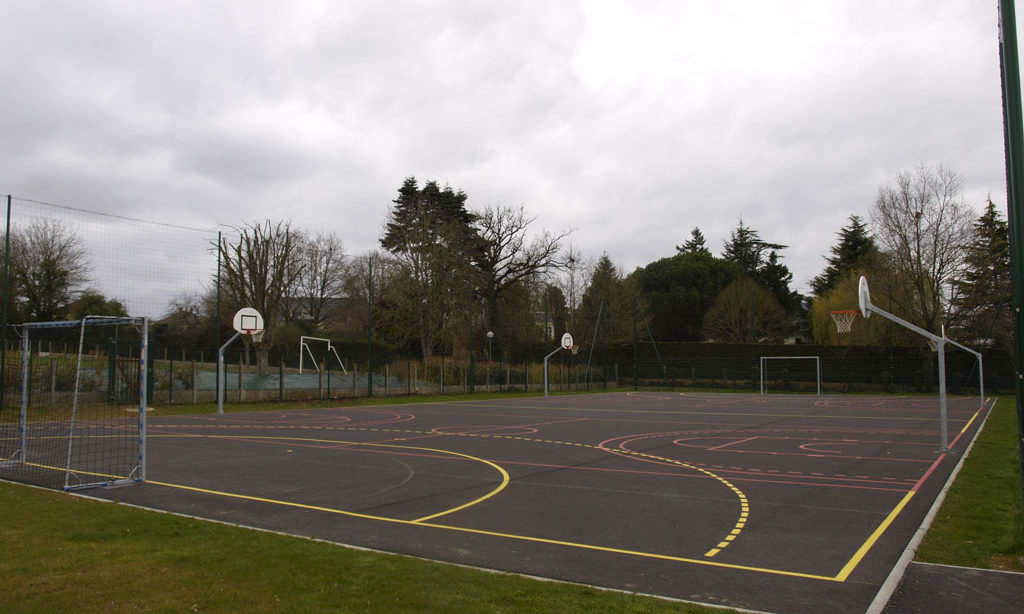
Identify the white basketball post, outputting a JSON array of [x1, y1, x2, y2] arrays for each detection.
[[858, 277, 950, 452], [544, 333, 574, 397], [218, 307, 264, 415]]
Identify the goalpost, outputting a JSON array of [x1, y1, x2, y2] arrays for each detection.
[[298, 336, 347, 375], [759, 356, 822, 395], [0, 316, 148, 491]]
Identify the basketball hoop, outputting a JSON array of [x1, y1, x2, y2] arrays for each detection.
[[829, 310, 859, 334], [569, 344, 580, 356]]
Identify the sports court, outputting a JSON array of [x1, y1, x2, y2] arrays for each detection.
[[91, 391, 992, 614]]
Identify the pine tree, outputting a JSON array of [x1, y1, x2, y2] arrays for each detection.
[[677, 227, 710, 255], [720, 218, 801, 322], [721, 218, 785, 277], [810, 215, 877, 296], [380, 177, 482, 358], [951, 199, 1011, 347], [756, 250, 802, 315], [579, 253, 634, 343]]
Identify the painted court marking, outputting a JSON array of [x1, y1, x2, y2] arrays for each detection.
[[141, 393, 990, 583]]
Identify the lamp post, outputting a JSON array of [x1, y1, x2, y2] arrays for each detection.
[[486, 331, 494, 391]]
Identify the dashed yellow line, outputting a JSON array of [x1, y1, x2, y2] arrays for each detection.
[[153, 423, 750, 558], [146, 414, 935, 581], [142, 474, 834, 580]]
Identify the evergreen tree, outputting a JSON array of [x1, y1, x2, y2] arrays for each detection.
[[720, 218, 802, 322], [951, 199, 1012, 347], [677, 227, 710, 255], [633, 251, 743, 341], [380, 177, 483, 358], [578, 253, 634, 343], [756, 250, 802, 315], [810, 215, 878, 296], [721, 218, 785, 276]]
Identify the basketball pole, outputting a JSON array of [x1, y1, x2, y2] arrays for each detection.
[[998, 0, 1024, 510], [861, 278, 950, 453]]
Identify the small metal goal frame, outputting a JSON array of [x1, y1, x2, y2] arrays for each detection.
[[759, 356, 821, 396], [8, 316, 148, 490], [298, 336, 347, 375]]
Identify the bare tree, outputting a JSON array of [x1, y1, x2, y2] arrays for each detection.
[[296, 231, 347, 329], [165, 292, 205, 326], [557, 243, 590, 336], [870, 163, 974, 333], [219, 220, 304, 372], [475, 204, 570, 340], [9, 219, 90, 321]]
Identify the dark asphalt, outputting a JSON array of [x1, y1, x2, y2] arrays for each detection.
[[87, 392, 994, 614]]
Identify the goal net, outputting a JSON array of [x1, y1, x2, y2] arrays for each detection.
[[0, 316, 148, 491]]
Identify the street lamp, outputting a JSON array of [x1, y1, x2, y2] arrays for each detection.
[[486, 331, 495, 391]]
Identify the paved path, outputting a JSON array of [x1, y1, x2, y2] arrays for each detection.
[[883, 562, 1024, 613]]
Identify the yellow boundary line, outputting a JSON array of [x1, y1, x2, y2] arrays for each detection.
[[154, 426, 751, 557], [834, 491, 915, 581], [147, 474, 835, 581], [144, 430, 825, 577], [127, 394, 995, 582]]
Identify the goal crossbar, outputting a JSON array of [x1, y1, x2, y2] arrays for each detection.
[[759, 356, 821, 395]]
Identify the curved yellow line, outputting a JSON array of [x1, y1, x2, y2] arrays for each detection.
[[597, 443, 750, 558], [152, 433, 509, 524]]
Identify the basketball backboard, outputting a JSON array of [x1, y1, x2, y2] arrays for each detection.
[[858, 276, 871, 319], [561, 332, 573, 349], [232, 307, 264, 334]]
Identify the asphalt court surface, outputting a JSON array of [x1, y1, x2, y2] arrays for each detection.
[[93, 392, 993, 614]]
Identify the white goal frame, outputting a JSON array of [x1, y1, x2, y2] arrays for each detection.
[[298, 336, 347, 375], [1, 316, 148, 491], [759, 356, 821, 395]]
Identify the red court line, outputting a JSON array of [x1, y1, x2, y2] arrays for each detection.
[[707, 436, 758, 451]]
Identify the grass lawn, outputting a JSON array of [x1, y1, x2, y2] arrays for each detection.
[[915, 396, 1024, 571], [0, 480, 739, 614]]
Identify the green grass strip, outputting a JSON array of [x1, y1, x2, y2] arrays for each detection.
[[916, 396, 1024, 570], [0, 481, 738, 614]]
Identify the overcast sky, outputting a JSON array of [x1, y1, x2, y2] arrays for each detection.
[[0, 1, 1015, 302]]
